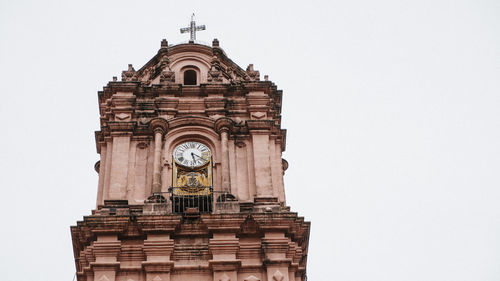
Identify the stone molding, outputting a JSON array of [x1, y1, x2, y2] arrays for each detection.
[[71, 212, 309, 278], [214, 117, 233, 134], [141, 261, 174, 273], [149, 118, 169, 135]]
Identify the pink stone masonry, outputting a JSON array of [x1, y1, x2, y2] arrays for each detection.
[[71, 39, 310, 281]]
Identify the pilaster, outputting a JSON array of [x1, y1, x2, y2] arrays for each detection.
[[247, 122, 273, 199], [108, 133, 132, 199], [90, 235, 121, 281], [142, 232, 175, 281], [262, 232, 292, 281]]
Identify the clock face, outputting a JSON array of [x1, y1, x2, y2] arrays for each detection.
[[173, 141, 211, 168]]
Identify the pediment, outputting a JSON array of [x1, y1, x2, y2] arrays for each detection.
[[237, 215, 263, 237], [121, 40, 260, 86]]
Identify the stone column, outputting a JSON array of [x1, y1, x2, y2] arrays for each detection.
[[149, 118, 169, 197], [152, 129, 163, 194], [220, 128, 231, 192], [215, 118, 232, 193]]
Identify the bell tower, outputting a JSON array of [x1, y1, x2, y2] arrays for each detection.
[[71, 37, 310, 281]]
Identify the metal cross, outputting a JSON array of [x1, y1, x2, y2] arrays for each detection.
[[180, 13, 206, 42]]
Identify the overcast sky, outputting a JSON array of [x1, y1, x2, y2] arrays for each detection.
[[1, 1, 499, 281]]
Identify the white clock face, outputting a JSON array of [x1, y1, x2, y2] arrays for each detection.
[[173, 141, 211, 168]]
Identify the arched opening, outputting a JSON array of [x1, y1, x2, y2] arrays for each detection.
[[184, 70, 197, 85]]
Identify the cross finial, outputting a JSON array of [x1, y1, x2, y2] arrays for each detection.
[[180, 13, 206, 42]]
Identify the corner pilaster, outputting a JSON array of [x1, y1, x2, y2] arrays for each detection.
[[262, 232, 292, 281]]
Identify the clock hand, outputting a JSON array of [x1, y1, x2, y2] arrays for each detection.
[[191, 152, 196, 163], [192, 153, 208, 161]]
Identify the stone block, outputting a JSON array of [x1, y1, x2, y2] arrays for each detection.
[[214, 201, 240, 213], [143, 203, 169, 215]]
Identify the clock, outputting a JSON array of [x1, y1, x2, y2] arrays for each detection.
[[173, 141, 211, 168]]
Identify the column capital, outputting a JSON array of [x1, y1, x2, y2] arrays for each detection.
[[214, 117, 233, 134], [149, 118, 169, 135]]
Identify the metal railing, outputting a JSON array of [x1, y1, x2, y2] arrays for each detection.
[[151, 187, 236, 214], [172, 187, 213, 213]]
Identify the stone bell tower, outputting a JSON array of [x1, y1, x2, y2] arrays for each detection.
[[71, 36, 310, 281]]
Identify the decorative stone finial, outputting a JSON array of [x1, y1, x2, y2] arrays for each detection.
[[264, 75, 269, 81], [246, 64, 260, 81], [112, 76, 117, 82], [122, 64, 138, 82], [158, 39, 169, 56], [207, 55, 223, 82], [161, 39, 168, 48], [212, 38, 220, 47]]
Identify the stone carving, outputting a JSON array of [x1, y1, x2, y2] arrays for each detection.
[[226, 67, 244, 83], [235, 140, 246, 148], [160, 68, 175, 84], [149, 118, 169, 135], [158, 53, 175, 84], [219, 273, 231, 281], [122, 64, 138, 82], [272, 270, 284, 281], [98, 275, 110, 281], [208, 56, 223, 82], [246, 64, 260, 81], [214, 117, 233, 134], [115, 113, 131, 121], [139, 117, 149, 125], [137, 42, 174, 85], [282, 159, 289, 173], [251, 112, 266, 119], [137, 142, 148, 149], [244, 276, 260, 281], [94, 161, 100, 173], [152, 276, 162, 281], [238, 215, 261, 236]]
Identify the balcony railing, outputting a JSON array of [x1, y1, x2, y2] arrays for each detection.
[[149, 187, 237, 214]]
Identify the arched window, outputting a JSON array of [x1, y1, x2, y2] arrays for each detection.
[[184, 70, 197, 85]]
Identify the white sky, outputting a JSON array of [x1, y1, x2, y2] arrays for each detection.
[[1, 1, 499, 280]]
